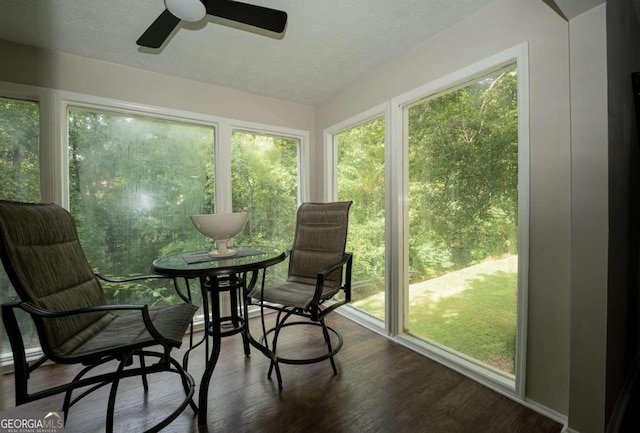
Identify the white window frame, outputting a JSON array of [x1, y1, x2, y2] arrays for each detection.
[[323, 42, 530, 400], [391, 42, 530, 398]]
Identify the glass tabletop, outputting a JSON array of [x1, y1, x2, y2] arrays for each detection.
[[152, 246, 285, 278]]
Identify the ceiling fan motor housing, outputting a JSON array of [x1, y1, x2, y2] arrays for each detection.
[[165, 0, 206, 22]]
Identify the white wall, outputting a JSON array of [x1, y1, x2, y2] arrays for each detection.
[[568, 4, 608, 432], [0, 39, 315, 132], [315, 0, 572, 415]]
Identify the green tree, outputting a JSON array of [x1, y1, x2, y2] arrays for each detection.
[[68, 107, 214, 304], [337, 117, 386, 303], [231, 131, 299, 281], [408, 65, 518, 280], [0, 97, 39, 202]]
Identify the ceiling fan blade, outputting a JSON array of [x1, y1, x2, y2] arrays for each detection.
[[205, 1, 288, 33], [137, 9, 181, 48]]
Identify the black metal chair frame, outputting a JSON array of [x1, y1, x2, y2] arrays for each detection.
[[1, 273, 197, 433], [244, 251, 353, 388], [242, 201, 353, 389], [0, 201, 198, 433]]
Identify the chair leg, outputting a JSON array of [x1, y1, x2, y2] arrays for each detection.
[[230, 284, 251, 356], [321, 319, 338, 375], [139, 354, 149, 392], [266, 326, 280, 381], [106, 355, 130, 433], [267, 309, 294, 389], [169, 355, 198, 415], [63, 362, 110, 425], [271, 356, 283, 390]]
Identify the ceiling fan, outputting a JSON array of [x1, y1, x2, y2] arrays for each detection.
[[137, 0, 288, 48]]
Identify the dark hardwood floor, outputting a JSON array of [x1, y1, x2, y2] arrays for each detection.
[[2, 314, 563, 432]]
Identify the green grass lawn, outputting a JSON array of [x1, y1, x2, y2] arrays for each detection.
[[353, 255, 517, 375]]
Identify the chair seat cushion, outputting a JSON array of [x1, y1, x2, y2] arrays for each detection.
[[249, 280, 340, 310], [57, 303, 198, 359]]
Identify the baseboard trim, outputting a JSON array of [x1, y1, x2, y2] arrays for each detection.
[[523, 397, 569, 428]]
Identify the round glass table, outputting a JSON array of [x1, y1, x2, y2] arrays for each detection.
[[152, 246, 285, 425]]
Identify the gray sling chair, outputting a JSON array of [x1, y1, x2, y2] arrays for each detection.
[[0, 200, 198, 432], [243, 201, 353, 388]]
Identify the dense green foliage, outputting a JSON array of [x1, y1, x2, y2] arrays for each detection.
[[231, 131, 299, 281], [67, 110, 300, 301], [408, 65, 518, 281], [68, 107, 215, 304], [337, 117, 386, 312], [0, 97, 39, 202]]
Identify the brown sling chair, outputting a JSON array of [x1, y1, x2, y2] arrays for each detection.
[[0, 200, 198, 432], [244, 201, 353, 388]]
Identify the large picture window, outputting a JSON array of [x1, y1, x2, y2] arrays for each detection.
[[405, 63, 519, 377], [68, 106, 215, 306], [327, 48, 527, 392], [0, 90, 308, 363]]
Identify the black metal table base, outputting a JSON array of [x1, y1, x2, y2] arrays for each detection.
[[181, 274, 249, 425]]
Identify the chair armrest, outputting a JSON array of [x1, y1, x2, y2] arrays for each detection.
[[95, 273, 171, 283], [95, 273, 193, 305], [316, 253, 352, 278], [16, 302, 175, 349], [17, 301, 146, 318], [311, 253, 353, 307]]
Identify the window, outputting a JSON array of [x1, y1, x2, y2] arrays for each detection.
[[68, 106, 215, 307], [231, 130, 300, 282], [0, 88, 309, 364], [405, 63, 519, 377], [334, 117, 386, 319], [0, 96, 41, 354], [327, 47, 528, 393]]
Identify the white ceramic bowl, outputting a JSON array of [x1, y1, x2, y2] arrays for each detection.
[[190, 212, 249, 257]]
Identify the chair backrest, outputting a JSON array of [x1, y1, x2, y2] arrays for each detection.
[[287, 201, 352, 289], [0, 200, 110, 356]]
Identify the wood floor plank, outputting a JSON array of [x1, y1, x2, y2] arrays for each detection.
[[2, 314, 563, 432]]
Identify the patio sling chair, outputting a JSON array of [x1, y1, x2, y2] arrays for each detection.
[[0, 200, 198, 432], [244, 201, 353, 388]]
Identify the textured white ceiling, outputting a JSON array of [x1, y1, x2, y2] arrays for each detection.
[[0, 0, 494, 105]]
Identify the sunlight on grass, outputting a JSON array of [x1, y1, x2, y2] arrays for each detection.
[[353, 255, 517, 375]]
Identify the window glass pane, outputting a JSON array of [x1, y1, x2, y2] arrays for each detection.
[[406, 64, 518, 376], [0, 97, 40, 202], [68, 107, 214, 308], [231, 130, 299, 282], [0, 96, 40, 356], [336, 117, 386, 320]]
